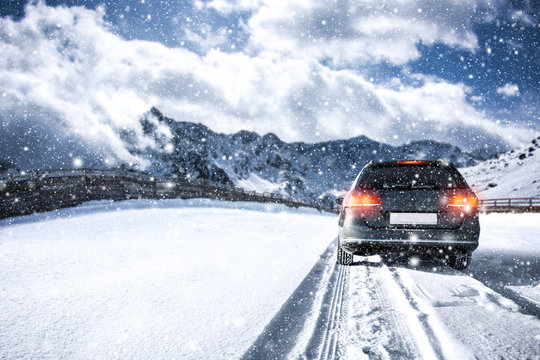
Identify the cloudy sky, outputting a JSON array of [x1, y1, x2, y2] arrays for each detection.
[[0, 0, 539, 168]]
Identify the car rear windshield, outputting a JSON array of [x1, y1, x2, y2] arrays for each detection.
[[356, 165, 465, 190]]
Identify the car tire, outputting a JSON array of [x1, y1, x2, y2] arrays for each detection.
[[447, 253, 472, 270], [337, 245, 353, 265]]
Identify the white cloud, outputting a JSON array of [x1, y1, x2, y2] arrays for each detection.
[[510, 10, 535, 26], [206, 0, 262, 14], [243, 0, 481, 65], [183, 26, 230, 52], [0, 2, 534, 170], [496, 83, 520, 97], [470, 95, 484, 102]]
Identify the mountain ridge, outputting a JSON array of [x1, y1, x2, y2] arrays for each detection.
[[121, 107, 493, 201], [4, 107, 538, 201]]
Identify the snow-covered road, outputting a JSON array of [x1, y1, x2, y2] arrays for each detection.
[[341, 257, 540, 359], [246, 213, 540, 360], [1, 200, 539, 359]]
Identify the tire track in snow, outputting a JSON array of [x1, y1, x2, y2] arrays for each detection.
[[391, 263, 540, 359], [341, 261, 420, 359], [342, 259, 469, 360], [304, 262, 350, 360], [306, 258, 447, 360], [241, 240, 337, 360], [501, 287, 540, 319], [468, 271, 540, 319], [241, 237, 353, 360], [244, 248, 537, 360], [388, 269, 447, 359]]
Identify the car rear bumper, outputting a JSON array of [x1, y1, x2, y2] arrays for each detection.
[[339, 238, 478, 255], [338, 217, 480, 255]]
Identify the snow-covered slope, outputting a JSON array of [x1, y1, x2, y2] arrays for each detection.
[[461, 136, 540, 198]]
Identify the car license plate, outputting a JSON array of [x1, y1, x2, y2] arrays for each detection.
[[389, 212, 437, 225]]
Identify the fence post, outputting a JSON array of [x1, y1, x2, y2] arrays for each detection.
[[33, 170, 39, 191]]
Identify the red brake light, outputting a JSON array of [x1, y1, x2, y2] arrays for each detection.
[[395, 160, 429, 165], [344, 191, 382, 208], [448, 194, 478, 212]]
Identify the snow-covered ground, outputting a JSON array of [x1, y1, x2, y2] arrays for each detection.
[[461, 136, 540, 198], [341, 212, 540, 359], [234, 173, 284, 194], [0, 199, 336, 359], [342, 260, 540, 359], [1, 200, 539, 359]]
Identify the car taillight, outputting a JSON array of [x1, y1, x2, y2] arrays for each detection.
[[448, 193, 478, 213], [395, 160, 429, 165], [343, 191, 382, 208]]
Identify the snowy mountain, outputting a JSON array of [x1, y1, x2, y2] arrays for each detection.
[[461, 136, 540, 198], [119, 107, 489, 201]]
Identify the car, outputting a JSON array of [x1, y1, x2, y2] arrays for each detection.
[[336, 160, 480, 270]]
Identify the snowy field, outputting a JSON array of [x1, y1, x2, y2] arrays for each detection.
[[0, 199, 336, 359], [1, 200, 540, 359]]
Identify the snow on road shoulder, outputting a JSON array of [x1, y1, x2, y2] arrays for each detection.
[[471, 213, 540, 310], [0, 199, 337, 359], [477, 213, 540, 254]]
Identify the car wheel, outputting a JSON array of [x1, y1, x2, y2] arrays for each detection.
[[447, 253, 472, 270], [337, 245, 353, 265]]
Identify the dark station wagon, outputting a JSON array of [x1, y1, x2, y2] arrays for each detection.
[[337, 160, 480, 270]]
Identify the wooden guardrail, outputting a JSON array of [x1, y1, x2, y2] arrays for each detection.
[[479, 198, 540, 213], [0, 168, 331, 219], [1, 169, 538, 219]]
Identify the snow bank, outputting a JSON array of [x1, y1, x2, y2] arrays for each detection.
[[476, 212, 540, 253], [472, 212, 540, 313], [0, 199, 337, 359]]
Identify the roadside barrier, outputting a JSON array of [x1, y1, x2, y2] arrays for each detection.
[[1, 168, 538, 219], [0, 168, 330, 219], [479, 197, 540, 213]]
